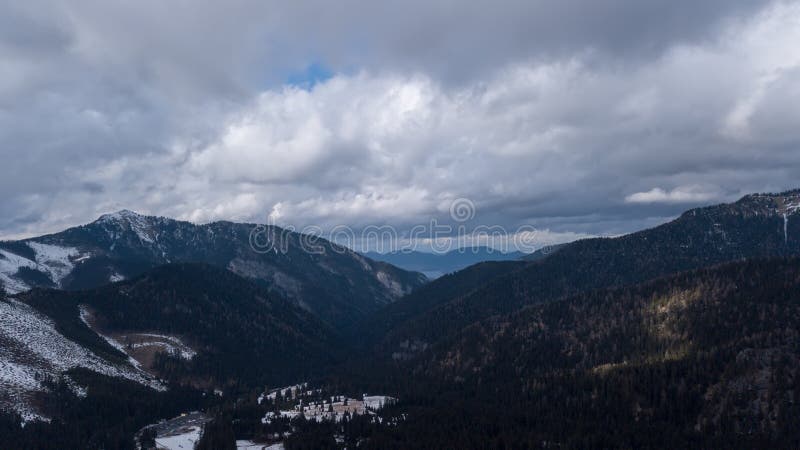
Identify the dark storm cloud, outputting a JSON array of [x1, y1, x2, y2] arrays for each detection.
[[238, 0, 768, 79], [0, 0, 798, 247]]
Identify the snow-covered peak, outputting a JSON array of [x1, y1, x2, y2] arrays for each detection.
[[97, 209, 148, 224], [95, 210, 162, 244]]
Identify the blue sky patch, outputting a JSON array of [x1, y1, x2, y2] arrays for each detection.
[[286, 62, 333, 90]]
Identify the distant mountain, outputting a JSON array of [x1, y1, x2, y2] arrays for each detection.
[[0, 210, 427, 327], [365, 246, 525, 278], [376, 190, 800, 353]]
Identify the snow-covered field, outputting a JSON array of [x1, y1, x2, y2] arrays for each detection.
[[236, 440, 284, 450], [154, 425, 202, 450], [27, 242, 79, 286], [0, 299, 163, 421]]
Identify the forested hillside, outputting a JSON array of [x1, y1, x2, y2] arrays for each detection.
[[19, 264, 341, 388], [379, 191, 800, 353], [325, 258, 800, 448], [354, 260, 526, 349]]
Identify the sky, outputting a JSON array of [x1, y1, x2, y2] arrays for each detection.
[[1, 0, 799, 249]]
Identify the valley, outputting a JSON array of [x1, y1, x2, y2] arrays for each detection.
[[1, 190, 799, 448], [79, 306, 197, 372]]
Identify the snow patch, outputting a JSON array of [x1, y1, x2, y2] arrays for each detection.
[[784, 213, 789, 244], [0, 242, 86, 294], [109, 272, 125, 283], [352, 252, 373, 272], [129, 333, 196, 360], [154, 425, 202, 450], [73, 254, 91, 263], [375, 271, 405, 297], [778, 197, 799, 244], [27, 242, 79, 285], [237, 440, 284, 449]]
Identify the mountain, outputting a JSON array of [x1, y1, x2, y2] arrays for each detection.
[[375, 190, 800, 354], [354, 260, 527, 348], [377, 257, 800, 448], [4, 190, 800, 448], [3, 263, 340, 421], [19, 263, 340, 386], [0, 210, 427, 327], [365, 247, 525, 279]]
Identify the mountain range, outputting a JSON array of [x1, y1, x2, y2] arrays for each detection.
[[2, 189, 800, 448], [364, 247, 525, 278], [368, 190, 800, 357], [0, 210, 426, 328]]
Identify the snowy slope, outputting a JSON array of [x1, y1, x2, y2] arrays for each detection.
[[0, 242, 84, 294], [0, 298, 163, 421], [0, 249, 39, 294], [27, 242, 79, 285]]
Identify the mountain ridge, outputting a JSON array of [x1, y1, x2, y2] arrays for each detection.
[[0, 210, 427, 327], [364, 246, 525, 278], [19, 263, 341, 386], [374, 189, 800, 354]]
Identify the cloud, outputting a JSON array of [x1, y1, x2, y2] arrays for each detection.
[[624, 186, 720, 204], [0, 0, 799, 247]]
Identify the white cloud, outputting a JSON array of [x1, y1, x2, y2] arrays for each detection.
[[624, 186, 720, 204], [1, 1, 799, 244]]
